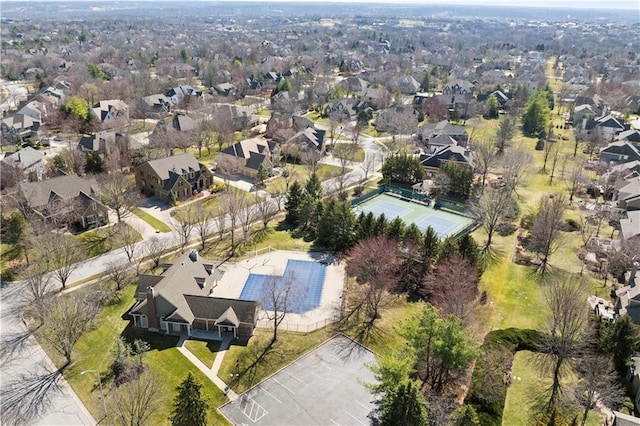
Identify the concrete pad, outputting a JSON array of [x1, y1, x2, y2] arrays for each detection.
[[219, 334, 376, 425]]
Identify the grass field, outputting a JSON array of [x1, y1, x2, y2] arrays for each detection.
[[503, 351, 603, 426], [132, 208, 171, 232], [184, 339, 221, 368]]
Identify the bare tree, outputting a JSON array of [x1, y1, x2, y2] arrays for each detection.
[[501, 144, 533, 194], [141, 236, 168, 270], [18, 261, 54, 326], [346, 235, 402, 322], [328, 112, 345, 147], [535, 276, 588, 411], [255, 195, 278, 228], [171, 204, 197, 252], [262, 271, 299, 345], [237, 193, 254, 243], [37, 232, 83, 289], [106, 261, 134, 291], [192, 202, 213, 251], [474, 138, 498, 192], [300, 149, 322, 174], [106, 370, 163, 426], [40, 292, 101, 365], [221, 190, 248, 256], [528, 194, 567, 275], [115, 223, 141, 264], [215, 155, 237, 188], [548, 142, 561, 185], [332, 143, 356, 199], [99, 171, 139, 223], [572, 355, 623, 426], [360, 150, 378, 184], [420, 254, 480, 325], [566, 164, 587, 203], [475, 186, 517, 251]]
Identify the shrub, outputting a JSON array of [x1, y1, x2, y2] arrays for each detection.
[[559, 218, 581, 232], [211, 182, 226, 193], [535, 139, 545, 150], [496, 222, 517, 236]]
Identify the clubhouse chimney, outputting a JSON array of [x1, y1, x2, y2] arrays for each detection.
[[146, 286, 159, 331]]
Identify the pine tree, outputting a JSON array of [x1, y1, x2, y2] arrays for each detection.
[[379, 381, 428, 426], [285, 181, 303, 226], [170, 373, 209, 426]]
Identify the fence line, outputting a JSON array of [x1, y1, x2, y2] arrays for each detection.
[[256, 315, 341, 333]]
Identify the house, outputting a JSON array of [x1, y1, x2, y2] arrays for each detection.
[[218, 138, 275, 179], [139, 94, 172, 116], [420, 145, 475, 174], [337, 76, 369, 94], [1, 113, 41, 143], [284, 127, 326, 155], [165, 84, 204, 106], [442, 79, 475, 96], [78, 131, 128, 161], [271, 91, 307, 114], [613, 176, 640, 211], [129, 250, 261, 339], [419, 120, 469, 147], [0, 146, 45, 183], [476, 90, 512, 110], [134, 153, 214, 202], [584, 115, 625, 140], [172, 113, 198, 133], [212, 82, 237, 97], [393, 75, 421, 95], [614, 262, 640, 323], [325, 98, 363, 120], [18, 174, 109, 229], [212, 105, 258, 131], [91, 99, 129, 129], [616, 129, 640, 150], [620, 210, 640, 242], [171, 63, 197, 78], [599, 141, 640, 165]]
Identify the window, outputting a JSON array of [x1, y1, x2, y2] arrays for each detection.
[[140, 315, 148, 328], [92, 202, 96, 211]]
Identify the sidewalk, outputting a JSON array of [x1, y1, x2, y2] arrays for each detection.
[[175, 335, 239, 401]]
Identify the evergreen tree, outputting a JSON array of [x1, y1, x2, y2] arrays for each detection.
[[316, 199, 356, 252], [256, 164, 269, 186], [451, 404, 480, 426], [599, 316, 640, 374], [84, 151, 105, 174], [373, 213, 388, 236], [379, 381, 428, 426], [458, 233, 481, 269], [305, 172, 322, 202], [356, 211, 375, 241], [285, 181, 303, 226], [385, 217, 405, 241], [437, 236, 459, 263], [170, 373, 209, 426], [422, 226, 440, 260], [486, 94, 499, 119], [521, 91, 551, 137], [403, 223, 423, 247]]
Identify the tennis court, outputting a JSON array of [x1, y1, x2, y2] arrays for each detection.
[[239, 260, 327, 314], [353, 192, 474, 239], [219, 334, 376, 425]]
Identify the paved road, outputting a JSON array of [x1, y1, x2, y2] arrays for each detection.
[[0, 281, 96, 426]]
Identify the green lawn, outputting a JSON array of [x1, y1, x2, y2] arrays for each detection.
[[51, 284, 230, 425], [76, 225, 143, 258], [184, 339, 221, 368], [132, 208, 171, 233], [503, 351, 604, 426], [332, 144, 365, 163]]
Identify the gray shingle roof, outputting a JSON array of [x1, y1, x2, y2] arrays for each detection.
[[19, 174, 100, 208], [142, 153, 202, 181]]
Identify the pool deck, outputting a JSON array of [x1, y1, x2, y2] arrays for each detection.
[[210, 250, 345, 332]]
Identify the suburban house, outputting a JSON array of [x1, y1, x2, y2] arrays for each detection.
[[583, 114, 625, 139], [599, 141, 640, 165], [18, 173, 109, 229], [78, 131, 128, 161], [613, 176, 640, 212], [218, 138, 275, 179], [393, 75, 421, 95], [419, 120, 469, 147], [325, 98, 363, 120], [420, 145, 475, 175], [212, 82, 237, 97], [271, 90, 308, 114], [620, 210, 640, 242], [443, 79, 475, 96], [1, 146, 45, 182], [134, 153, 214, 202], [212, 104, 258, 131], [165, 84, 204, 106], [91, 99, 129, 128], [130, 250, 261, 338], [139, 94, 172, 116], [1, 113, 41, 143], [614, 262, 640, 323]]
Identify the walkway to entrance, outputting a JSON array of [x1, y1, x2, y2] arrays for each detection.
[[175, 334, 239, 401]]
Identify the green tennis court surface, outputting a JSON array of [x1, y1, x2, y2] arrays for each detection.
[[353, 192, 473, 239]]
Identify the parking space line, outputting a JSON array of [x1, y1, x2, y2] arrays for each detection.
[[273, 378, 296, 394], [261, 387, 282, 404], [343, 410, 366, 425], [355, 400, 369, 410], [286, 371, 306, 386], [330, 419, 341, 425]]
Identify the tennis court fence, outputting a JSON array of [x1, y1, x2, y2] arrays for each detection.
[[257, 315, 341, 333], [351, 185, 431, 206]]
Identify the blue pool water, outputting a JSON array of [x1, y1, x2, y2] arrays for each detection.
[[239, 260, 327, 314]]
